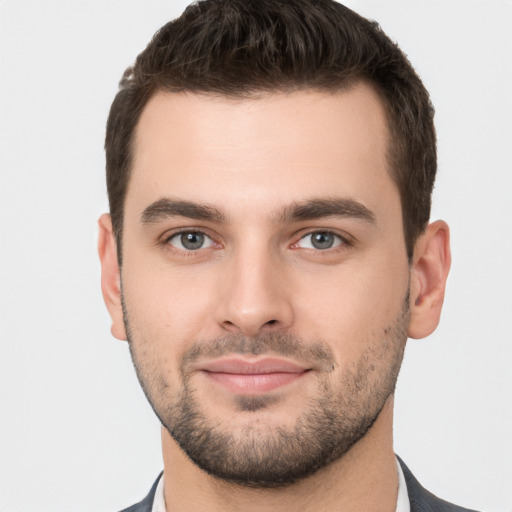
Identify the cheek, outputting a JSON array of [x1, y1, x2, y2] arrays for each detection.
[[121, 268, 216, 395], [292, 253, 410, 354], [121, 259, 220, 344]]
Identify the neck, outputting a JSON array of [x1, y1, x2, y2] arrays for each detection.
[[161, 396, 398, 512]]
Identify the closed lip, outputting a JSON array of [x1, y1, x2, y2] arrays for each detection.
[[198, 357, 311, 375]]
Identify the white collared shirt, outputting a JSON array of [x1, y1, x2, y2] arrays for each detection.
[[152, 457, 410, 512], [396, 457, 411, 512], [152, 475, 166, 512]]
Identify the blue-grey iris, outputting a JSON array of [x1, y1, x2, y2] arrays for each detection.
[[181, 232, 205, 250], [311, 232, 335, 249]]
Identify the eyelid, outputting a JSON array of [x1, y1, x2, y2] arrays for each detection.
[[291, 229, 352, 250], [162, 228, 220, 252], [159, 227, 353, 253]]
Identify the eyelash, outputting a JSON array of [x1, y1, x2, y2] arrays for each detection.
[[292, 231, 351, 251], [163, 229, 218, 253], [161, 229, 353, 254]]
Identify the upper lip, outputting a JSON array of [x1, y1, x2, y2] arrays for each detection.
[[199, 357, 310, 374]]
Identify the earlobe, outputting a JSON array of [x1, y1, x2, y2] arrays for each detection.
[[408, 220, 451, 339], [98, 213, 127, 341]]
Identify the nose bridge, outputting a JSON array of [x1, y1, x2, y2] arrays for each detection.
[[216, 235, 293, 336]]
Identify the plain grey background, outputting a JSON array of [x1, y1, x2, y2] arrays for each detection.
[[1, 1, 511, 511]]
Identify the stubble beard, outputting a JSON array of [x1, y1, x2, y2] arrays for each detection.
[[124, 297, 409, 489]]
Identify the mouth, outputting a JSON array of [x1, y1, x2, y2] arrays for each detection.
[[198, 357, 312, 394]]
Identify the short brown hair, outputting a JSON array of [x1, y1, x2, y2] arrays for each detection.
[[105, 0, 436, 262]]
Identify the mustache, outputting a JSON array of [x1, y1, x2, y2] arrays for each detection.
[[180, 332, 336, 372]]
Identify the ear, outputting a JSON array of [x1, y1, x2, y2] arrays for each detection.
[[408, 220, 451, 339], [98, 213, 127, 341]]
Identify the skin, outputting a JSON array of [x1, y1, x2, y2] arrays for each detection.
[[98, 83, 451, 512]]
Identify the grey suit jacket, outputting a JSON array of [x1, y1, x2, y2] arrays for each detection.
[[118, 458, 480, 512]]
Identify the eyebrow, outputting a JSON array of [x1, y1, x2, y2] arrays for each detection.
[[140, 196, 376, 226], [140, 198, 227, 224], [276, 198, 376, 224]]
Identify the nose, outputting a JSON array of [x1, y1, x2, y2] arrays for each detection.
[[215, 244, 294, 337]]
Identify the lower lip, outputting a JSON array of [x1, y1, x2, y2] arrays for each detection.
[[203, 371, 308, 394]]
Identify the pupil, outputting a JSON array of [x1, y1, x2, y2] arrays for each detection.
[[181, 232, 204, 250], [312, 232, 334, 249]]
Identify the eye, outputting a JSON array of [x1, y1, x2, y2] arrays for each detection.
[[167, 231, 214, 251], [296, 231, 345, 250]]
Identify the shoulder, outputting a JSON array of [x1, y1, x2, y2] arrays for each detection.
[[397, 457, 480, 512], [117, 473, 162, 512]]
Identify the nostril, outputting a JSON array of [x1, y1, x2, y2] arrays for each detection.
[[265, 319, 278, 326]]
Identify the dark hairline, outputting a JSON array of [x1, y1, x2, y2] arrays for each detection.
[[105, 0, 436, 267]]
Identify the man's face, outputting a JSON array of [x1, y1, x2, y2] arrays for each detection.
[[119, 84, 411, 486]]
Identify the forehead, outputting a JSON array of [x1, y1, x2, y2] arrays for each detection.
[[128, 85, 396, 220]]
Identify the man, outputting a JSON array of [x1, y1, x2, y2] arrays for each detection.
[[97, 0, 475, 510]]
